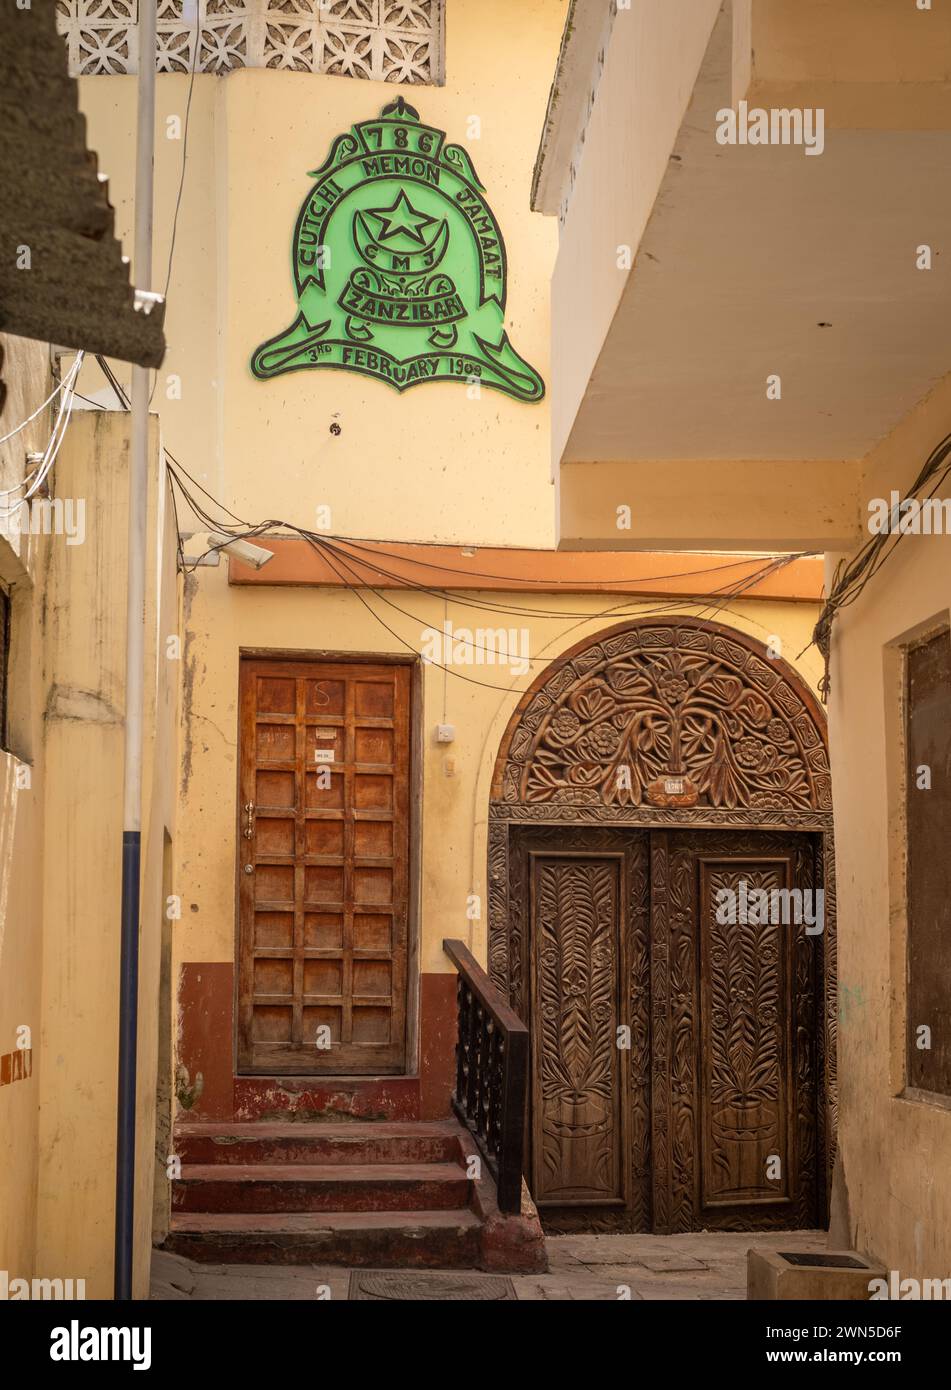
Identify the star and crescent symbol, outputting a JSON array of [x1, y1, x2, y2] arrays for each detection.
[[365, 189, 437, 244]]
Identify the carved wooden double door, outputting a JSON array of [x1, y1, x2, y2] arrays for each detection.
[[514, 825, 822, 1232]]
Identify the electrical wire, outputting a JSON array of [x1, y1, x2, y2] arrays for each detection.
[[162, 3, 200, 302], [0, 372, 74, 448], [297, 534, 802, 623], [95, 354, 131, 410], [304, 530, 796, 668], [0, 353, 85, 508], [165, 458, 807, 626], [162, 449, 811, 591], [810, 429, 951, 695], [165, 458, 803, 688], [312, 530, 801, 589], [145, 3, 201, 409]]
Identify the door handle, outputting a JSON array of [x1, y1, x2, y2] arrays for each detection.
[[244, 801, 255, 839]]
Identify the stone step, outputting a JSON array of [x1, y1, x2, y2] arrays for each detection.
[[172, 1162, 471, 1214], [175, 1119, 465, 1167], [165, 1209, 484, 1268]]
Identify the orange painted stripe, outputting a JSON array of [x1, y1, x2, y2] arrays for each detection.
[[229, 539, 823, 601]]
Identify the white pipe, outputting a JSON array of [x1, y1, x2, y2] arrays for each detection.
[[124, 0, 157, 837], [115, 0, 156, 1302]]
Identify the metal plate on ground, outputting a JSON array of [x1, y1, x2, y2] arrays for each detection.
[[348, 1272, 517, 1301]]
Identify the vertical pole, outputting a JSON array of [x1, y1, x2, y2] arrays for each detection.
[[115, 0, 156, 1302]]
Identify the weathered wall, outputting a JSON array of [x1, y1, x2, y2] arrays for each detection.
[[826, 372, 951, 1280], [34, 412, 180, 1299], [0, 333, 53, 1282]]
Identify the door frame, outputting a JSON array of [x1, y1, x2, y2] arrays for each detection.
[[503, 816, 832, 1232], [233, 648, 423, 1078], [487, 615, 837, 1224]]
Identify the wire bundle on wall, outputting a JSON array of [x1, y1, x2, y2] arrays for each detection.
[[812, 429, 951, 698], [0, 350, 85, 520], [163, 448, 811, 694]]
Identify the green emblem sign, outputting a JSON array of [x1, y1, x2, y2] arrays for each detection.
[[250, 98, 545, 403]]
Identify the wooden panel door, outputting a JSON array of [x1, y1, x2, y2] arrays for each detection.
[[652, 830, 819, 1232], [237, 658, 411, 1074], [530, 852, 628, 1208], [518, 827, 651, 1229]]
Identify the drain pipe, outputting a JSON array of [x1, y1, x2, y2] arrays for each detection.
[[115, 0, 157, 1302]]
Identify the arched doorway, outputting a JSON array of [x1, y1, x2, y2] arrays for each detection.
[[487, 617, 836, 1234]]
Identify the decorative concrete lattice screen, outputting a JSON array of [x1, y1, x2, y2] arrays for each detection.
[[56, 1, 445, 84]]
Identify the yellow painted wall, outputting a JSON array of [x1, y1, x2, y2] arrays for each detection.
[[0, 333, 53, 1283], [826, 373, 951, 1279], [750, 0, 951, 87], [32, 413, 180, 1299], [179, 570, 822, 990], [743, 0, 951, 129], [76, 0, 567, 547]]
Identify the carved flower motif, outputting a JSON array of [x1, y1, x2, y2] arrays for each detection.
[[766, 717, 788, 744], [656, 669, 690, 704], [750, 790, 795, 808], [591, 1002, 612, 1023], [735, 736, 766, 769], [561, 788, 600, 805], [587, 722, 621, 757], [549, 708, 581, 742]]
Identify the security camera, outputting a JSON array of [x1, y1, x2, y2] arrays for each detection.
[[206, 531, 275, 570]]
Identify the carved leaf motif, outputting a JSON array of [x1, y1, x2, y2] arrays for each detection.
[[502, 620, 827, 812], [534, 858, 619, 1202]]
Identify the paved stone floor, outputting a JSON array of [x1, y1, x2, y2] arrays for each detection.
[[152, 1229, 825, 1301]]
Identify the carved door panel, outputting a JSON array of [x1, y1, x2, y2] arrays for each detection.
[[237, 657, 411, 1074], [531, 853, 626, 1207], [651, 829, 820, 1232], [515, 824, 821, 1233], [518, 828, 651, 1229]]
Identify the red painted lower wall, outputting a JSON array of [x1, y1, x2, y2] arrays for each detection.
[[176, 964, 457, 1124]]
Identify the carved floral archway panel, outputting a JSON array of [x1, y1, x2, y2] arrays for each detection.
[[493, 618, 831, 814], [487, 617, 837, 1220]]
